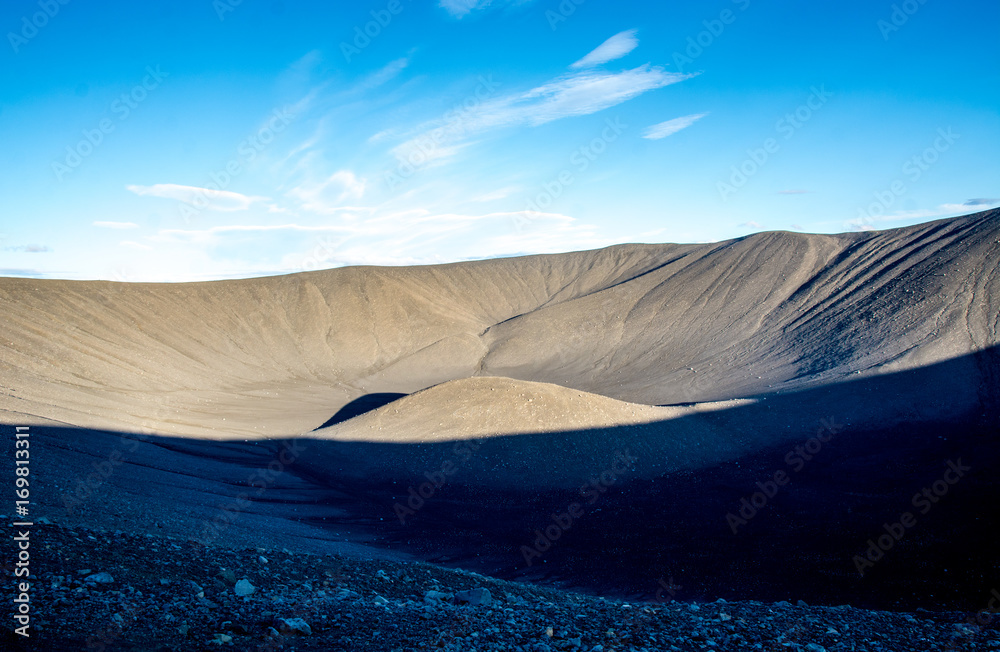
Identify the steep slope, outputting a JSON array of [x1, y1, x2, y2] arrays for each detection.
[[0, 210, 997, 437]]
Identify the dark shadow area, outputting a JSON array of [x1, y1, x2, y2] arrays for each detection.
[[313, 392, 408, 430], [13, 346, 999, 615]]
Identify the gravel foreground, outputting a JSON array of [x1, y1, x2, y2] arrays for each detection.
[[6, 523, 998, 651]]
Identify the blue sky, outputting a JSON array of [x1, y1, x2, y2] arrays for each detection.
[[1, 0, 998, 281]]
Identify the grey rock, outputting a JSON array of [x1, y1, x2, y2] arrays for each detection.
[[334, 589, 360, 601], [424, 589, 454, 605], [85, 572, 114, 584], [234, 579, 256, 596], [276, 617, 312, 636], [455, 587, 492, 606]]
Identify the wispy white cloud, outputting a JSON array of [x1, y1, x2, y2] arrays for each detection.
[[472, 186, 519, 202], [439, 0, 535, 18], [126, 184, 269, 212], [391, 66, 694, 168], [492, 66, 692, 128], [571, 30, 639, 69], [846, 199, 1000, 231], [120, 240, 152, 250], [94, 221, 139, 229], [157, 223, 355, 241], [285, 170, 368, 214], [642, 113, 706, 140], [360, 57, 410, 90], [140, 207, 609, 278], [440, 0, 483, 17], [4, 244, 51, 253]]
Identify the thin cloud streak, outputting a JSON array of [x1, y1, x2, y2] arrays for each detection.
[[571, 30, 639, 69], [642, 113, 706, 140], [94, 221, 140, 229], [127, 184, 269, 212]]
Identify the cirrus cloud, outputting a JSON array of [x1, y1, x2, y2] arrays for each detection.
[[571, 29, 639, 69], [126, 183, 269, 212], [642, 113, 707, 140]]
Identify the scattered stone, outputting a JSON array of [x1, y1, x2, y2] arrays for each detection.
[[424, 590, 453, 605], [234, 579, 256, 597], [455, 587, 492, 606], [217, 568, 237, 585], [85, 572, 114, 584], [258, 555, 268, 564], [335, 588, 360, 601], [211, 633, 233, 645], [276, 617, 312, 636]]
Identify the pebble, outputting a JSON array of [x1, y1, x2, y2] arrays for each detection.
[[277, 617, 312, 636], [85, 572, 114, 584], [234, 579, 256, 597], [424, 590, 454, 605], [455, 587, 492, 606]]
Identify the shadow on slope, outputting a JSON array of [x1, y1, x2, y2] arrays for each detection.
[[18, 347, 999, 612], [292, 345, 1000, 611], [314, 392, 408, 430]]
